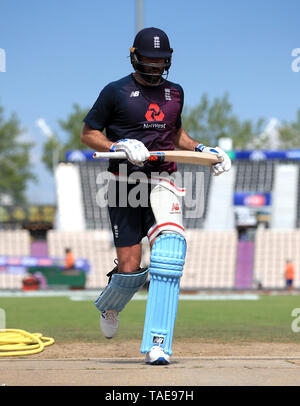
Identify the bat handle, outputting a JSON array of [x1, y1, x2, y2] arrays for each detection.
[[93, 151, 127, 159]]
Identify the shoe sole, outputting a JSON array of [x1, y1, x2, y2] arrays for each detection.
[[146, 356, 170, 365]]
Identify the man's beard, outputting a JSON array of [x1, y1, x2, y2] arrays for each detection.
[[136, 67, 165, 86]]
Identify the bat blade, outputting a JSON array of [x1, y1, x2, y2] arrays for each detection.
[[148, 151, 222, 165]]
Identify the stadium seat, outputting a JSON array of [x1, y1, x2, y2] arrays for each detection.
[[0, 230, 31, 289], [182, 230, 238, 289], [47, 229, 116, 288], [234, 160, 274, 192], [254, 229, 300, 288]]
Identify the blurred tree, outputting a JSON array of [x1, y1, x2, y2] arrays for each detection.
[[182, 93, 267, 149], [278, 109, 300, 149], [0, 105, 36, 204], [58, 103, 89, 150], [42, 103, 89, 173]]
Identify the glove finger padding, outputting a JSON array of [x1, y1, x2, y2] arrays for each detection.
[[132, 144, 150, 167], [111, 139, 150, 167], [211, 163, 224, 176], [211, 147, 231, 176]]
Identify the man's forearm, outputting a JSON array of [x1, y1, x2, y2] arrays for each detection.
[[81, 124, 113, 152], [173, 127, 199, 151]]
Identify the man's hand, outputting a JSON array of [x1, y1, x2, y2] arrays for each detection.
[[195, 144, 231, 176], [110, 139, 150, 167]]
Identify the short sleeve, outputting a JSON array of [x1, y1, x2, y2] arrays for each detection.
[[83, 83, 115, 131]]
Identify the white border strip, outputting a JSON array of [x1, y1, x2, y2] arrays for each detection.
[[0, 290, 259, 301]]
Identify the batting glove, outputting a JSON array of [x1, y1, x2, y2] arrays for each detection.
[[110, 139, 150, 167], [195, 144, 231, 176]]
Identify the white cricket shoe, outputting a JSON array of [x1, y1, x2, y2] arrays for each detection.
[[145, 346, 170, 365], [100, 310, 119, 339]]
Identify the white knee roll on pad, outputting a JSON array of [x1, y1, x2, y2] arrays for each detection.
[[148, 181, 185, 243]]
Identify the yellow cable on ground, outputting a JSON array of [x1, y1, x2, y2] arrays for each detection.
[[0, 329, 55, 356]]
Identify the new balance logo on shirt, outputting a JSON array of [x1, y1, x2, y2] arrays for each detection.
[[130, 90, 140, 97]]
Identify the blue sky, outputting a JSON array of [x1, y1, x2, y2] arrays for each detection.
[[0, 0, 299, 204]]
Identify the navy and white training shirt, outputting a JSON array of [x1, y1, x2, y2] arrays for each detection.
[[83, 73, 184, 175]]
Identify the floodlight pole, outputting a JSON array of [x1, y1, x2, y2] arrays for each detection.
[[35, 118, 59, 209], [136, 0, 143, 34], [35, 118, 59, 173]]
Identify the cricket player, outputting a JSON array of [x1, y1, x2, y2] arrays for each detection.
[[81, 27, 231, 365]]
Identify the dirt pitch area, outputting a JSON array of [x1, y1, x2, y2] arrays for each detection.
[[1, 341, 300, 386]]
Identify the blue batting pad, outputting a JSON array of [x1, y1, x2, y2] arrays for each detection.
[[140, 233, 186, 356], [94, 268, 148, 312]]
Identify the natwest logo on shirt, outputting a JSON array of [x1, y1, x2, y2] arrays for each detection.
[[145, 103, 165, 121]]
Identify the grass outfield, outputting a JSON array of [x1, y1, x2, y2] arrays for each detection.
[[0, 295, 300, 343]]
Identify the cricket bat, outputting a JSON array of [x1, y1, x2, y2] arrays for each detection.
[[92, 150, 222, 166]]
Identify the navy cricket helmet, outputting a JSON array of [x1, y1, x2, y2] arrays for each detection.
[[130, 27, 173, 85]]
